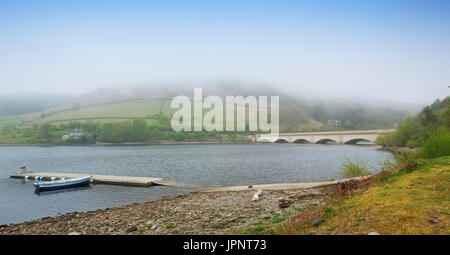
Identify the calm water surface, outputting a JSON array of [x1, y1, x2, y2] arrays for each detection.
[[0, 144, 392, 224]]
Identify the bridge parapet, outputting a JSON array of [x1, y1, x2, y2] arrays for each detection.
[[256, 129, 395, 144]]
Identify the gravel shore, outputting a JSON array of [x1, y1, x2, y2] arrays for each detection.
[[0, 186, 333, 235]]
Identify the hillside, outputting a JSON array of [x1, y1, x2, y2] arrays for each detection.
[[27, 98, 323, 132], [14, 84, 324, 132], [0, 84, 413, 137], [29, 99, 173, 125], [16, 86, 175, 122], [0, 115, 22, 127]]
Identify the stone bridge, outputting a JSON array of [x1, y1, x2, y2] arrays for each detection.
[[255, 129, 395, 145]]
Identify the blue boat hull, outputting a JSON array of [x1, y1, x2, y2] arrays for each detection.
[[34, 176, 91, 192], [36, 180, 90, 191]]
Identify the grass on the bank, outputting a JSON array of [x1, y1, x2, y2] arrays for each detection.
[[276, 156, 450, 235], [338, 158, 372, 178]]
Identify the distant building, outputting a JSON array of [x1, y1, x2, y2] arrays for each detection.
[[61, 128, 85, 140], [326, 120, 341, 127]]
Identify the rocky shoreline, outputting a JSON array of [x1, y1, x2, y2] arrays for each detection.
[[0, 186, 333, 235], [376, 146, 416, 154]]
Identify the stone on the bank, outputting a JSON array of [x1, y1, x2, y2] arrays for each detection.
[[126, 225, 138, 232], [428, 217, 438, 224], [252, 189, 263, 201], [309, 216, 324, 226], [278, 198, 292, 208]]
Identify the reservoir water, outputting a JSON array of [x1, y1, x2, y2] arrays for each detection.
[[0, 144, 392, 225]]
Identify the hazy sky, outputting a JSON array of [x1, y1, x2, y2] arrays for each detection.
[[0, 0, 449, 104]]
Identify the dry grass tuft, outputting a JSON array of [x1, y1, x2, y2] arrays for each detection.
[[275, 205, 326, 235]]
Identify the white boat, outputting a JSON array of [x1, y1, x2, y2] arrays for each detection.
[[34, 176, 91, 192]]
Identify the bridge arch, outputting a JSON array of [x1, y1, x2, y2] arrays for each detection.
[[315, 138, 338, 144], [344, 138, 374, 145], [274, 138, 289, 143], [259, 138, 272, 143], [292, 138, 311, 144]]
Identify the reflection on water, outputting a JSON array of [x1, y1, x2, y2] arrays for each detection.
[[34, 184, 92, 196], [0, 144, 392, 224]]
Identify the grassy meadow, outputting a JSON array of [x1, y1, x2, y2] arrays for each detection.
[[29, 99, 174, 125]]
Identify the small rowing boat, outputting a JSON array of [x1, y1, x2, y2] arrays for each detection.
[[34, 176, 91, 192]]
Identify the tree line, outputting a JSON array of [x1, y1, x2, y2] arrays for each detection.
[[376, 97, 450, 158], [28, 113, 253, 144]]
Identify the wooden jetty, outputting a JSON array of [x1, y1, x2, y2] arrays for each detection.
[[10, 172, 165, 187]]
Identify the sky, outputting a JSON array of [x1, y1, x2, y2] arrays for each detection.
[[0, 0, 449, 104]]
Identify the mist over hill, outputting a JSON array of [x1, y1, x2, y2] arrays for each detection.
[[0, 93, 74, 117], [1, 82, 418, 132]]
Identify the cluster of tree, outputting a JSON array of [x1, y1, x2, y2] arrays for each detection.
[[96, 119, 251, 143], [376, 97, 450, 148], [25, 114, 252, 144], [98, 119, 149, 143], [27, 119, 152, 144], [307, 101, 408, 130]]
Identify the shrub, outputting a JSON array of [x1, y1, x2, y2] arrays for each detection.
[[375, 133, 393, 147], [394, 151, 421, 171], [390, 117, 418, 147], [378, 158, 397, 172], [374, 158, 398, 182], [419, 128, 450, 159], [338, 158, 371, 178], [174, 132, 186, 142]]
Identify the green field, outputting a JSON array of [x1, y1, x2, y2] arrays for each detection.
[[0, 127, 31, 143], [0, 115, 22, 127], [27, 98, 323, 131], [30, 99, 174, 125]]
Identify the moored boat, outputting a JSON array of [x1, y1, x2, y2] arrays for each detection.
[[34, 176, 91, 192]]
